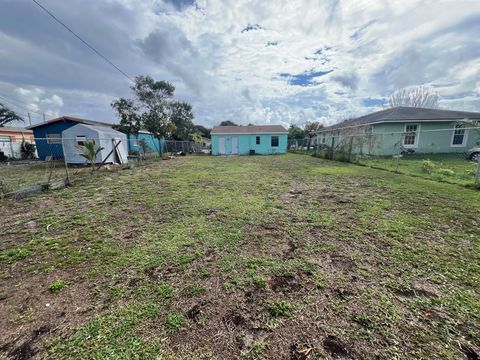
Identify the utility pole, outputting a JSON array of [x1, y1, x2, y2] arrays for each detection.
[[43, 112, 46, 123], [27, 113, 32, 126]]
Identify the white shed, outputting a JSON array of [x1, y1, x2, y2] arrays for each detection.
[[62, 124, 128, 164]]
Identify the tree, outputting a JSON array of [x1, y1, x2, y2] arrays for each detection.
[[288, 125, 305, 140], [111, 98, 141, 137], [138, 139, 151, 159], [21, 141, 36, 160], [304, 121, 323, 138], [190, 132, 203, 144], [171, 101, 195, 140], [219, 120, 238, 126], [111, 75, 194, 153], [78, 141, 104, 171], [131, 76, 177, 144], [194, 125, 211, 139], [388, 86, 439, 108], [0, 103, 23, 126]]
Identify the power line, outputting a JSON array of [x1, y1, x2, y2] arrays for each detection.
[[0, 93, 44, 117], [31, 0, 133, 82]]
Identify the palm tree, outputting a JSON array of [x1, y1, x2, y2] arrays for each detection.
[[190, 132, 203, 144], [78, 141, 104, 170], [0, 103, 23, 126]]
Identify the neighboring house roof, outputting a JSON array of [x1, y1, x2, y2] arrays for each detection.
[[0, 126, 33, 134], [321, 107, 480, 132], [211, 125, 288, 134], [26, 116, 113, 130]]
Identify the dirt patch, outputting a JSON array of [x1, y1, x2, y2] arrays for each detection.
[[186, 304, 202, 323], [282, 239, 298, 259], [244, 287, 267, 304], [330, 254, 356, 272], [270, 274, 302, 293], [222, 310, 247, 328], [460, 343, 479, 360], [1, 325, 52, 360], [280, 187, 305, 205], [396, 281, 441, 298], [290, 342, 314, 359], [322, 335, 357, 359]]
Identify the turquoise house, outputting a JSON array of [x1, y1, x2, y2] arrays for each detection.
[[211, 125, 288, 155], [318, 107, 480, 156]]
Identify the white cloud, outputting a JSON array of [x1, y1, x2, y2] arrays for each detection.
[[0, 0, 479, 128]]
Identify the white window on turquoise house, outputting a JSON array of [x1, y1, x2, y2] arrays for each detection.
[[133, 137, 139, 147], [451, 123, 467, 147], [403, 124, 419, 147], [256, 136, 260, 145], [271, 136, 279, 147]]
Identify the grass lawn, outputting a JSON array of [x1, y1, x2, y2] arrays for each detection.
[[357, 153, 480, 187], [1, 154, 479, 359]]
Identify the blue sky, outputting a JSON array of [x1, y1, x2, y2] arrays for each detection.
[[0, 0, 479, 128]]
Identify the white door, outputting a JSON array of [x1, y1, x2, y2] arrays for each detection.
[[231, 137, 238, 154], [114, 138, 129, 164], [219, 137, 225, 154]]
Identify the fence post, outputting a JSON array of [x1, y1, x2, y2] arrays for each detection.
[[475, 158, 480, 186], [348, 136, 354, 162], [61, 137, 70, 185], [330, 136, 335, 160]]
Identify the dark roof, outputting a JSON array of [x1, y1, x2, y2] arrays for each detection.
[[322, 107, 480, 131], [211, 125, 288, 134], [26, 116, 113, 129]]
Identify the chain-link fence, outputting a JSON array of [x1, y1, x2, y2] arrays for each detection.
[[289, 126, 480, 187], [0, 137, 207, 198]]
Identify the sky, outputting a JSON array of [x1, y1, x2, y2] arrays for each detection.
[[1, 0, 479, 128]]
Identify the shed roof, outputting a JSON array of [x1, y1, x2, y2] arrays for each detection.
[[26, 116, 113, 130], [211, 125, 288, 134], [322, 107, 480, 131], [62, 123, 126, 137]]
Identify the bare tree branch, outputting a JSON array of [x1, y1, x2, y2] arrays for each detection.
[[388, 86, 439, 108]]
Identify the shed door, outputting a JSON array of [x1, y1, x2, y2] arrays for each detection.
[[113, 138, 128, 164], [231, 137, 238, 154], [219, 137, 225, 154]]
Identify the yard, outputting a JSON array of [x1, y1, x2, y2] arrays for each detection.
[[1, 154, 479, 359], [357, 153, 480, 187]]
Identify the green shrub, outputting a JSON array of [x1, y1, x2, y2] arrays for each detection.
[[0, 247, 30, 262], [421, 160, 435, 174], [437, 168, 455, 176], [155, 284, 174, 299], [21, 141, 36, 160], [267, 299, 294, 317], [165, 313, 184, 333], [49, 279, 69, 293]]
